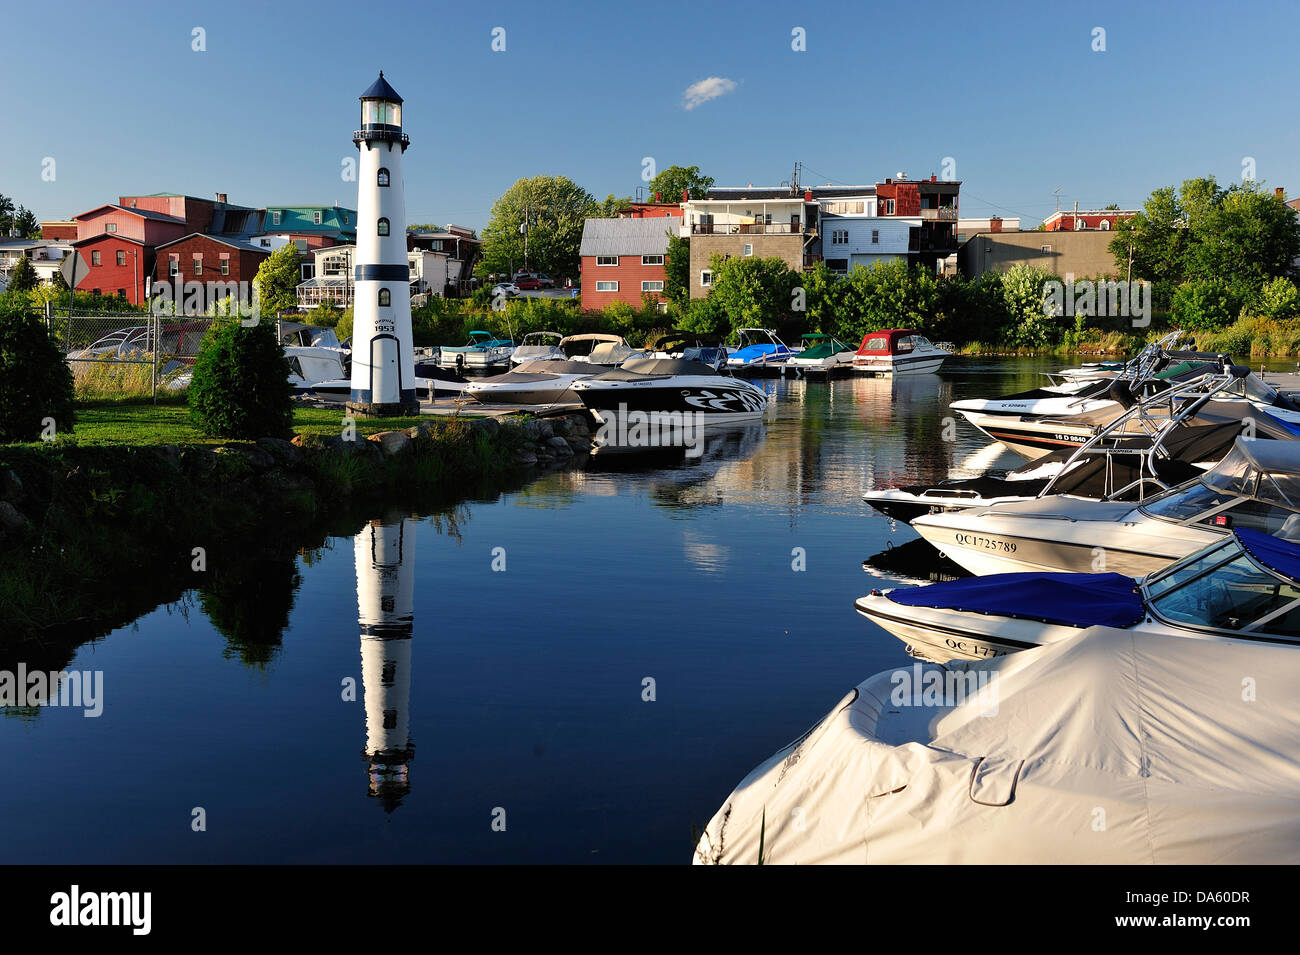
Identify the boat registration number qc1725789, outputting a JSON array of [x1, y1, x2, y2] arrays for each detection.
[[953, 533, 1018, 552]]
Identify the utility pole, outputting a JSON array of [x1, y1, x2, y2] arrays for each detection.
[[1073, 199, 1079, 231]]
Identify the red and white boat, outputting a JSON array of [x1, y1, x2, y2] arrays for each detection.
[[852, 329, 949, 376]]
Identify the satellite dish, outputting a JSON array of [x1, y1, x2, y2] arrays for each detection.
[[60, 250, 89, 289]]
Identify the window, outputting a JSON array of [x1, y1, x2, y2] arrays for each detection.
[[301, 263, 315, 281], [313, 211, 323, 225], [377, 217, 390, 236], [377, 168, 390, 187], [220, 258, 230, 275], [596, 255, 618, 266], [105, 222, 117, 233], [826, 258, 849, 273], [595, 281, 619, 292], [700, 270, 713, 287], [885, 199, 895, 215], [743, 244, 753, 256], [1100, 219, 1111, 230], [271, 211, 281, 226], [91, 288, 100, 296], [378, 288, 391, 306], [641, 280, 664, 292], [169, 255, 179, 276], [91, 251, 101, 266], [641, 254, 663, 266], [871, 230, 879, 244], [116, 250, 126, 266], [193, 255, 203, 275], [831, 229, 849, 244], [117, 289, 126, 298]]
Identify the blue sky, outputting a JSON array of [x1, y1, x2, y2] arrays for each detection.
[[2, 0, 1298, 231]]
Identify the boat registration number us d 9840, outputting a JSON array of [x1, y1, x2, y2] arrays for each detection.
[[953, 533, 1017, 552]]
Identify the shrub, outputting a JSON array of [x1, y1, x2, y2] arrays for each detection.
[[1251, 277, 1300, 321], [1171, 279, 1241, 331], [335, 307, 354, 343], [187, 319, 294, 439], [0, 297, 76, 442]]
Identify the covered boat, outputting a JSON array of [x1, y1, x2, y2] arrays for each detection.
[[559, 333, 641, 365], [856, 528, 1300, 662], [571, 357, 768, 425], [694, 625, 1300, 864], [785, 333, 856, 375], [438, 330, 514, 368], [509, 331, 565, 365], [725, 328, 796, 373], [463, 359, 595, 405], [852, 329, 948, 376]]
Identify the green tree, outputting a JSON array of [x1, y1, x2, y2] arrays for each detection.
[[1252, 277, 1300, 320], [253, 243, 302, 316], [0, 295, 76, 442], [1000, 264, 1058, 347], [12, 206, 38, 238], [478, 175, 596, 281], [6, 255, 39, 293], [646, 165, 714, 203], [595, 194, 634, 217], [664, 232, 690, 304], [707, 254, 803, 331], [0, 194, 13, 235], [1185, 181, 1300, 286], [188, 320, 294, 438], [1172, 278, 1242, 330]]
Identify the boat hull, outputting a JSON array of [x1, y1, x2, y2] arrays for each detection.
[[854, 593, 1078, 662], [574, 375, 768, 424], [853, 352, 948, 376]]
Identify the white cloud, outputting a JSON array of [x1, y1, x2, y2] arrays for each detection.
[[683, 76, 737, 110]]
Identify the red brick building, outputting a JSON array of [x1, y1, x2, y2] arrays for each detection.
[[70, 235, 151, 304], [153, 233, 270, 287], [578, 216, 680, 308], [39, 221, 78, 240], [616, 201, 683, 219], [1043, 209, 1137, 231]]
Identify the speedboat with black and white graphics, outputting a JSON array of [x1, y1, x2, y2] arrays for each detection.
[[856, 528, 1300, 663], [572, 357, 769, 426], [463, 359, 596, 406], [912, 437, 1300, 579]]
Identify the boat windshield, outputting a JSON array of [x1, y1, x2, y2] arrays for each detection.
[[1146, 539, 1300, 637]]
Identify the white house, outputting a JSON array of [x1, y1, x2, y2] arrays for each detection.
[[0, 239, 73, 288], [295, 243, 452, 308], [818, 215, 912, 273]]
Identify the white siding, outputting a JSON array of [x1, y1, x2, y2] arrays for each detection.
[[820, 217, 912, 272]]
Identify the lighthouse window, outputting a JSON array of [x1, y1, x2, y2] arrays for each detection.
[[377, 217, 390, 236], [377, 168, 390, 187], [378, 288, 391, 306]]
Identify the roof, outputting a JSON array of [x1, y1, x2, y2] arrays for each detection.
[[72, 203, 185, 224], [153, 232, 272, 254], [72, 234, 148, 247], [579, 217, 680, 256], [703, 185, 876, 201], [261, 205, 357, 236], [360, 71, 402, 102]]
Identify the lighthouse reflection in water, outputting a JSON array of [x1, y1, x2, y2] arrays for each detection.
[[354, 515, 416, 812]]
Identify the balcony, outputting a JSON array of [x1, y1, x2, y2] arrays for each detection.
[[921, 208, 957, 221], [690, 222, 801, 236]]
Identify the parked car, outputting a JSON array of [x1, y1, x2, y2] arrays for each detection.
[[534, 273, 555, 289], [491, 282, 520, 299], [514, 275, 542, 291]]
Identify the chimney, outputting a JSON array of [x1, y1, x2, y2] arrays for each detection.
[[885, 178, 892, 185], [930, 174, 937, 182], [215, 192, 227, 204], [1276, 187, 1286, 200], [682, 188, 689, 202], [654, 192, 660, 203], [990, 216, 1002, 233], [804, 189, 812, 202]]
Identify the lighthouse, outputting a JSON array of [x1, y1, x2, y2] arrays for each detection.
[[347, 72, 418, 416], [354, 515, 417, 812]]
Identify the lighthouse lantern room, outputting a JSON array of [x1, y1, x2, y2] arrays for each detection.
[[347, 72, 418, 417]]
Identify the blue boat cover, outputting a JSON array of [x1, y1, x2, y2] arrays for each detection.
[[885, 572, 1144, 629], [1235, 528, 1300, 583]]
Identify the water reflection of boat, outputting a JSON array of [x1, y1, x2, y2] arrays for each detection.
[[861, 537, 968, 585], [354, 517, 416, 812]]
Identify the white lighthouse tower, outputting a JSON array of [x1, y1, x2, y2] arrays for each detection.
[[347, 72, 418, 416], [354, 516, 417, 812]]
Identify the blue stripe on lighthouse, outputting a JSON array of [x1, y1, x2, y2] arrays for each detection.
[[355, 265, 410, 281]]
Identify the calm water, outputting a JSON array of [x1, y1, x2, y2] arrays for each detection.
[[0, 357, 1062, 864]]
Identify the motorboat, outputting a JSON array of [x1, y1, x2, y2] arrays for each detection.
[[648, 331, 729, 370], [694, 624, 1300, 865], [307, 361, 469, 402], [725, 328, 796, 373], [785, 334, 856, 376], [852, 329, 948, 376], [572, 357, 769, 430], [463, 359, 596, 405], [862, 420, 1245, 523], [510, 331, 565, 365], [438, 330, 514, 368], [910, 436, 1300, 578], [559, 333, 642, 366], [1050, 330, 1186, 382], [856, 527, 1300, 663]]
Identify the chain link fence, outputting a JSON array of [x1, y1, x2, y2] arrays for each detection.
[[48, 304, 224, 400]]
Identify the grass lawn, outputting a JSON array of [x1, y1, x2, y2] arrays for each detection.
[[24, 401, 441, 448]]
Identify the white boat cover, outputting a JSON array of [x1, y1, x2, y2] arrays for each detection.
[[694, 627, 1300, 864]]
